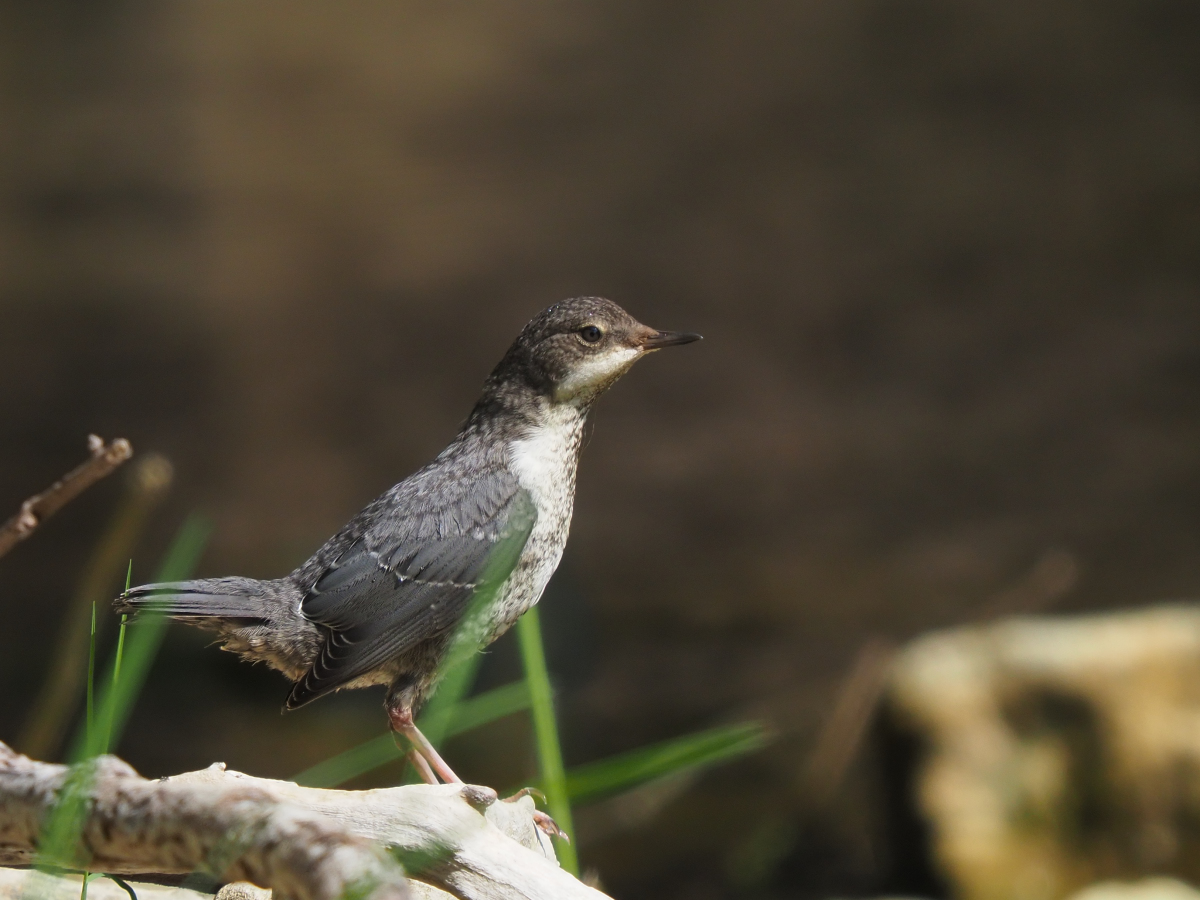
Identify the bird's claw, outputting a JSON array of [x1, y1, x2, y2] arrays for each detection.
[[532, 810, 569, 842], [501, 788, 566, 839]]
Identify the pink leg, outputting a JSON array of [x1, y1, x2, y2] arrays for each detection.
[[404, 746, 438, 785], [388, 704, 463, 784]]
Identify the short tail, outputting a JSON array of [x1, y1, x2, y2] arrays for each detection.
[[116, 577, 271, 619]]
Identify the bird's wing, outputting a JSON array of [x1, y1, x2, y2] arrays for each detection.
[[287, 471, 536, 708]]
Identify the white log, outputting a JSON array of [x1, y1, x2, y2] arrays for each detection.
[[0, 743, 610, 900], [0, 866, 212, 900]]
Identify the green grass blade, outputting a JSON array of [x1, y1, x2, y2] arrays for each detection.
[[416, 515, 533, 748], [516, 606, 577, 875], [562, 721, 769, 806], [34, 518, 210, 879], [300, 517, 531, 787], [105, 616, 128, 752], [294, 680, 533, 788], [87, 516, 209, 760], [293, 734, 399, 790], [85, 603, 97, 748], [98, 562, 135, 755], [445, 680, 531, 737], [416, 650, 484, 748], [305, 499, 535, 789], [18, 464, 171, 762]]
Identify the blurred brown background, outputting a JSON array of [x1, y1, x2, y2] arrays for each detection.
[[1, 2, 1198, 898]]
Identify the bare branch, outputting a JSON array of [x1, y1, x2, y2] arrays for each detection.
[[0, 435, 134, 560]]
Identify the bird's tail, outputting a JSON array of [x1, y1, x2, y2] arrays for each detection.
[[116, 577, 271, 619]]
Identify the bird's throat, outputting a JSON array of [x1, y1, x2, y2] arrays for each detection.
[[507, 403, 588, 507]]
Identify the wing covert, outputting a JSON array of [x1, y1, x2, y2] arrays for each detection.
[[287, 478, 535, 708]]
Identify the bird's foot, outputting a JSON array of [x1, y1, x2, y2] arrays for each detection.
[[501, 788, 568, 841]]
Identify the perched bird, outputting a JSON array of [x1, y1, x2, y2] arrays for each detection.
[[118, 297, 700, 788]]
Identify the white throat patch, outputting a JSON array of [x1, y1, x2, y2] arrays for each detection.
[[554, 346, 641, 405], [508, 403, 586, 507]]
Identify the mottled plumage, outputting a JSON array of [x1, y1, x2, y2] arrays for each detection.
[[118, 296, 700, 784]]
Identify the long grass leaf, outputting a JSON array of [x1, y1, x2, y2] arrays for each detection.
[[516, 606, 577, 875], [87, 516, 209, 760], [416, 514, 533, 748], [562, 721, 768, 806], [445, 680, 531, 737], [32, 517, 210, 880], [292, 734, 399, 790], [104, 616, 128, 753], [17, 458, 172, 761], [416, 652, 484, 748], [85, 604, 96, 749]]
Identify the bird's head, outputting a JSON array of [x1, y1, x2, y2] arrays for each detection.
[[499, 297, 702, 407]]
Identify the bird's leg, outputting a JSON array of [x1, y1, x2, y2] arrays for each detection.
[[389, 726, 439, 784], [406, 748, 439, 785], [404, 723, 463, 785], [387, 703, 463, 784]]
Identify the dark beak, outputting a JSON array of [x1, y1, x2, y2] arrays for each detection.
[[640, 330, 703, 350]]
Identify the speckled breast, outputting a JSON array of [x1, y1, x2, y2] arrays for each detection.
[[488, 405, 587, 636]]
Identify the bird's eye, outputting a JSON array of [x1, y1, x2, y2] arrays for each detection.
[[580, 325, 604, 343]]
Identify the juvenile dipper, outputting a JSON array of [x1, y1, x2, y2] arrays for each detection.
[[119, 297, 700, 787]]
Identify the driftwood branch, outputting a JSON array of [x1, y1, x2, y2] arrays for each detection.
[[0, 743, 611, 900], [0, 435, 133, 559], [0, 746, 408, 900]]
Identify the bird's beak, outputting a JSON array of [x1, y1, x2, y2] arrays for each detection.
[[639, 330, 703, 350]]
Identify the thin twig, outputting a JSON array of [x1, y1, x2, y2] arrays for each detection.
[[800, 637, 897, 809], [971, 548, 1080, 621], [0, 435, 133, 560]]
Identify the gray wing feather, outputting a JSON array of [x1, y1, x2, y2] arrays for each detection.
[[287, 470, 535, 709]]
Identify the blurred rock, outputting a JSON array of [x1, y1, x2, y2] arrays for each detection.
[[889, 605, 1200, 900]]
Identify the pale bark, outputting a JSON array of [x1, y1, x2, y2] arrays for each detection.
[[0, 743, 610, 900]]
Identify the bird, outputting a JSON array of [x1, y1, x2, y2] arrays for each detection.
[[118, 296, 700, 792]]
